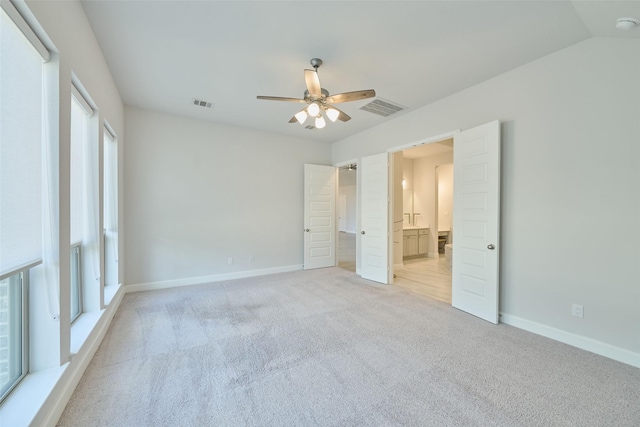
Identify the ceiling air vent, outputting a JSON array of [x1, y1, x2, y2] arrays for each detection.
[[192, 98, 213, 108], [305, 125, 316, 130], [359, 98, 405, 117]]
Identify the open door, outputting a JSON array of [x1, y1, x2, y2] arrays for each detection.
[[360, 153, 390, 284], [452, 120, 501, 323], [304, 164, 337, 270]]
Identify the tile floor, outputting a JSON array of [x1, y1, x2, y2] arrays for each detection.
[[338, 231, 452, 304]]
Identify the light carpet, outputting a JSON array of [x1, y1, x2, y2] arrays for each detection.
[[58, 267, 640, 426]]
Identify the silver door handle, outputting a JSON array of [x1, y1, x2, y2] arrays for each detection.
[[305, 229, 310, 232], [487, 244, 495, 250], [361, 231, 366, 235]]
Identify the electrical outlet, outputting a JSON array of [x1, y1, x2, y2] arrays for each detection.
[[571, 304, 584, 318], [249, 255, 255, 263], [227, 257, 233, 265]]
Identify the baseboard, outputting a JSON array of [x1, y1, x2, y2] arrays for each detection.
[[126, 264, 304, 293], [500, 313, 640, 369], [428, 252, 439, 258], [36, 284, 126, 427]]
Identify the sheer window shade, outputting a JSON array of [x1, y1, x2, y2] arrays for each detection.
[[0, 0, 50, 62], [0, 9, 44, 274], [104, 128, 118, 285], [70, 99, 86, 245]]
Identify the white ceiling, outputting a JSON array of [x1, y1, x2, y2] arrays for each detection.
[[80, 1, 640, 144]]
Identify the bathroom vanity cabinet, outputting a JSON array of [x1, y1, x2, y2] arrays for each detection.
[[403, 228, 429, 257]]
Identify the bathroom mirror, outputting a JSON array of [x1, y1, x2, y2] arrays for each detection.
[[403, 189, 413, 224]]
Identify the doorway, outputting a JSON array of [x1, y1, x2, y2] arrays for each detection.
[[338, 163, 357, 272], [392, 138, 454, 303]]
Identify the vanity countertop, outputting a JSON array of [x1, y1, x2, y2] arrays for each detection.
[[403, 225, 429, 230]]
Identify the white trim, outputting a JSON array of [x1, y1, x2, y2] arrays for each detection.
[[0, 285, 125, 426], [126, 264, 304, 293], [500, 313, 640, 369], [386, 130, 460, 154], [334, 158, 358, 168], [71, 83, 94, 117], [103, 121, 117, 141], [37, 285, 126, 427]]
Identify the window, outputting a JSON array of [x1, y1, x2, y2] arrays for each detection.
[[0, 270, 29, 402], [70, 244, 82, 323], [70, 91, 94, 320], [0, 5, 47, 402]]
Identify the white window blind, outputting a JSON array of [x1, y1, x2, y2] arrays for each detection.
[[104, 127, 118, 286], [70, 98, 86, 245], [0, 0, 50, 62], [0, 9, 44, 274]]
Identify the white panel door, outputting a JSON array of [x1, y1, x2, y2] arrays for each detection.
[[339, 195, 347, 232], [304, 164, 337, 270], [452, 120, 501, 323], [360, 153, 389, 284]]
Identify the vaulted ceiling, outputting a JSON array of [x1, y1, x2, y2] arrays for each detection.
[[81, 1, 640, 143]]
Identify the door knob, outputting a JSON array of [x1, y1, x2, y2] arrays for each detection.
[[305, 229, 310, 232], [487, 244, 495, 250], [361, 231, 366, 235]]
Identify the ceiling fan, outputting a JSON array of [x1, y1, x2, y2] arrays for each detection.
[[257, 58, 376, 128]]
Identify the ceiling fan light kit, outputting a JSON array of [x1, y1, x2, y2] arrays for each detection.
[[257, 58, 376, 129]]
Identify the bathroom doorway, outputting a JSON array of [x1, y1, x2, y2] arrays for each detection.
[[338, 163, 357, 272], [393, 138, 453, 303]]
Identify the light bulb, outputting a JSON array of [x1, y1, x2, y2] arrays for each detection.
[[315, 115, 326, 129], [326, 108, 340, 122], [307, 102, 320, 116], [294, 110, 307, 125]]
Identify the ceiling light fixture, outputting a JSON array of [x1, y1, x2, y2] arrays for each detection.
[[616, 17, 640, 30], [307, 102, 320, 117], [257, 58, 376, 130], [294, 110, 308, 125], [326, 107, 340, 122]]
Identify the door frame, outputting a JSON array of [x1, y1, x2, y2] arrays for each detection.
[[386, 130, 461, 282]]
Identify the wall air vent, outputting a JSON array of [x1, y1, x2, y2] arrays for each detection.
[[192, 98, 213, 108], [359, 98, 405, 117]]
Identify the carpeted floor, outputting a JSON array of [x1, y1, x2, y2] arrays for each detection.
[[58, 267, 640, 426]]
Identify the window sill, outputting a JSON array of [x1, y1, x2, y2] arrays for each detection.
[[70, 310, 103, 355], [0, 364, 68, 426], [104, 282, 121, 306]]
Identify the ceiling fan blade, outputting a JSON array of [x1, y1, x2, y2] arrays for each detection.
[[326, 89, 376, 104], [304, 69, 322, 97], [289, 115, 299, 123], [257, 96, 306, 103], [327, 105, 351, 122]]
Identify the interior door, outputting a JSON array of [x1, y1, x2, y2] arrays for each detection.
[[452, 120, 501, 323], [360, 153, 389, 284], [304, 164, 337, 270]]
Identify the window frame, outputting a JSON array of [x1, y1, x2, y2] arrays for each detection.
[[0, 261, 34, 404], [70, 242, 83, 323]]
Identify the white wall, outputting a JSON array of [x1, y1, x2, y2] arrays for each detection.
[[332, 37, 640, 362], [124, 107, 331, 286], [437, 163, 453, 233], [339, 185, 357, 233], [338, 168, 357, 233]]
